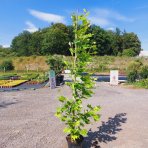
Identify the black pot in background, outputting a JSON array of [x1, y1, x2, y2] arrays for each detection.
[[56, 75, 64, 86], [66, 135, 84, 148]]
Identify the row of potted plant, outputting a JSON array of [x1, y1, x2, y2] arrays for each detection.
[[0, 80, 27, 87]]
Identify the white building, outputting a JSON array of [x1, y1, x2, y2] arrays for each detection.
[[139, 51, 148, 57]]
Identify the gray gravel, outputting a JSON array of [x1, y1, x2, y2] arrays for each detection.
[[0, 82, 148, 148]]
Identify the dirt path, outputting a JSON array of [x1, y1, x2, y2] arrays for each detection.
[[0, 83, 148, 148]]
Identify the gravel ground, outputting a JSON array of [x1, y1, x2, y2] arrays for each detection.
[[0, 82, 148, 148]]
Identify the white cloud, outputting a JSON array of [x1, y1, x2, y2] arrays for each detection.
[[89, 16, 111, 26], [2, 44, 10, 48], [111, 11, 134, 22], [25, 21, 38, 33], [29, 9, 66, 23], [106, 27, 115, 31], [89, 8, 135, 27]]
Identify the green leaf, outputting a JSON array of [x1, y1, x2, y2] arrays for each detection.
[[74, 120, 80, 126], [57, 107, 61, 111], [71, 135, 79, 141], [55, 112, 61, 118], [80, 129, 87, 136], [63, 127, 71, 133], [61, 116, 67, 121], [93, 106, 101, 112], [58, 96, 67, 102], [93, 114, 100, 121], [87, 104, 92, 109]]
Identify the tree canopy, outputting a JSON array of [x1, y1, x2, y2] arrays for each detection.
[[9, 23, 142, 56]]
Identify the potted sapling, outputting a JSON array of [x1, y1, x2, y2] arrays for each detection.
[[55, 10, 101, 148], [46, 55, 65, 86]]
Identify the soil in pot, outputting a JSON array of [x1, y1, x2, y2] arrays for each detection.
[[66, 135, 84, 148]]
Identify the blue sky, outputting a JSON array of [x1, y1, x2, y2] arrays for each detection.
[[0, 0, 148, 50]]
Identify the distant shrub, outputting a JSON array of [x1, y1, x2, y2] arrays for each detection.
[[122, 49, 136, 57], [127, 70, 138, 82], [127, 60, 143, 82], [0, 60, 14, 71], [139, 66, 148, 79], [127, 59, 143, 73], [46, 55, 66, 75]]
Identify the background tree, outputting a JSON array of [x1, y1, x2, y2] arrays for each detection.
[[9, 23, 142, 56], [122, 32, 141, 55], [11, 31, 32, 56], [0, 46, 15, 57], [122, 48, 137, 57], [41, 23, 70, 55], [29, 30, 43, 55], [90, 25, 111, 55]]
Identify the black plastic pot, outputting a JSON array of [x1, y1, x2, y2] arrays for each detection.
[[56, 75, 64, 86], [66, 135, 84, 148]]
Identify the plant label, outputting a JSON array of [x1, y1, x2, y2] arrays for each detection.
[[49, 70, 56, 89], [110, 70, 119, 85]]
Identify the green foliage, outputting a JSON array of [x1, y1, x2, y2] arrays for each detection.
[[55, 10, 101, 142], [122, 48, 137, 57], [0, 60, 14, 71], [20, 73, 39, 80], [134, 78, 148, 89], [0, 46, 16, 57], [139, 65, 148, 79], [127, 60, 148, 82], [11, 31, 32, 56], [0, 71, 47, 82], [127, 70, 138, 82], [0, 73, 17, 80], [46, 55, 65, 75], [41, 23, 70, 55], [122, 32, 141, 55], [10, 21, 142, 56], [127, 60, 143, 82], [127, 59, 143, 73], [29, 31, 43, 55], [88, 25, 112, 55]]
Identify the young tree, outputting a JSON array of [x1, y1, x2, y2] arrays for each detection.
[[55, 10, 101, 144]]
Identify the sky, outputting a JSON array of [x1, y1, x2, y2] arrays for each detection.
[[0, 0, 148, 50]]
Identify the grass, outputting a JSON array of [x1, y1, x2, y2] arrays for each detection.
[[124, 79, 148, 89], [0, 56, 148, 74], [0, 56, 49, 71], [132, 79, 148, 89]]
